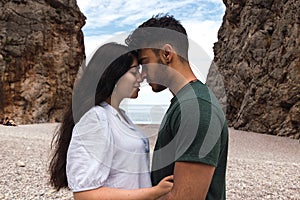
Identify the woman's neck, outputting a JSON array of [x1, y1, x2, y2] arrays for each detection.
[[105, 96, 130, 124], [105, 95, 121, 110]]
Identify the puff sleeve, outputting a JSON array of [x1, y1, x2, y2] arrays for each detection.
[[66, 106, 113, 192]]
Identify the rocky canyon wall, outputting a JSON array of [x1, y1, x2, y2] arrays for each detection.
[[207, 0, 300, 139], [0, 0, 85, 124]]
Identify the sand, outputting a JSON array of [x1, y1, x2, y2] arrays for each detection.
[[0, 123, 299, 200]]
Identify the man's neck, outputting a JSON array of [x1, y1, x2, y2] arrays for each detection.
[[168, 63, 198, 95]]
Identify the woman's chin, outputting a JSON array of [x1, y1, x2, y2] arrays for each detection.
[[130, 90, 139, 99], [130, 93, 138, 99]]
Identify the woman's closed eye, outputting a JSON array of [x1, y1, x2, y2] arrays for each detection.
[[130, 66, 141, 76], [131, 70, 138, 76]]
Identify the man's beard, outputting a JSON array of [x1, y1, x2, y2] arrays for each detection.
[[149, 57, 167, 92]]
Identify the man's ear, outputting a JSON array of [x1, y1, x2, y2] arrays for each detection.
[[160, 44, 174, 64]]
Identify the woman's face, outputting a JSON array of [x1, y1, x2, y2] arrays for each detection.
[[114, 58, 142, 99]]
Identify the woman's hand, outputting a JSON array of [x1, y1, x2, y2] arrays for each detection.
[[154, 175, 174, 198], [73, 175, 174, 200]]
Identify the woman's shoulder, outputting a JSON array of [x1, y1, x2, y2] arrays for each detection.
[[78, 105, 108, 125]]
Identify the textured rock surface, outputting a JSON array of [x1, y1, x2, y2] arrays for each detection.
[[207, 0, 300, 139], [0, 0, 85, 124]]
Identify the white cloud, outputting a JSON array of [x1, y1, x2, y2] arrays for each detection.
[[78, 0, 225, 29], [83, 35, 111, 57], [183, 19, 222, 58], [84, 31, 128, 62], [76, 0, 91, 12]]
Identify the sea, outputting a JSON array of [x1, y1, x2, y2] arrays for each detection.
[[120, 104, 169, 124]]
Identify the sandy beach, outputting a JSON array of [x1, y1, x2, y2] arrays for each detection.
[[0, 123, 299, 200]]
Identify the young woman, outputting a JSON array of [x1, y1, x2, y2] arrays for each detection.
[[49, 42, 173, 200]]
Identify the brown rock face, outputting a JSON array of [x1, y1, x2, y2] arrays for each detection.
[[0, 0, 85, 124], [207, 0, 300, 139]]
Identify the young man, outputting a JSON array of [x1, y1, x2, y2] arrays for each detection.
[[126, 14, 228, 200]]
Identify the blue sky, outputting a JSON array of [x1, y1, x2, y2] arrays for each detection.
[[76, 0, 225, 106]]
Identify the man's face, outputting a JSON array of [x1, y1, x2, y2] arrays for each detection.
[[138, 48, 167, 92]]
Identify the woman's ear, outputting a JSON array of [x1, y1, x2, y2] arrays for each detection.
[[160, 44, 174, 64]]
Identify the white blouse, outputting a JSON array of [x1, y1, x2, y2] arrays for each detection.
[[66, 102, 151, 192]]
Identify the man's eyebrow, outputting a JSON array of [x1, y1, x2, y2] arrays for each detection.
[[138, 57, 147, 64]]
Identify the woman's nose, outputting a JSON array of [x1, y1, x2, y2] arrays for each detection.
[[136, 71, 143, 83]]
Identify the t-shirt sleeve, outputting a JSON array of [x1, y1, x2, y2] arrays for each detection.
[[66, 106, 113, 192], [173, 99, 224, 167]]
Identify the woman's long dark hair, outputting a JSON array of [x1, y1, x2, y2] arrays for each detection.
[[49, 42, 137, 191]]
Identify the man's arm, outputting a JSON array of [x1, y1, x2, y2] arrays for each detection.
[[157, 161, 215, 200]]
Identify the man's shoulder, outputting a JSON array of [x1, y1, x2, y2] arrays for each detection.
[[175, 81, 211, 102]]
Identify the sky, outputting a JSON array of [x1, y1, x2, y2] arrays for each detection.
[[76, 0, 226, 106]]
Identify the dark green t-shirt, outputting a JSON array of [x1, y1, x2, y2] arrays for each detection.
[[151, 80, 228, 200]]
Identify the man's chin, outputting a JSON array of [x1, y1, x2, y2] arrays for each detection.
[[149, 83, 167, 93]]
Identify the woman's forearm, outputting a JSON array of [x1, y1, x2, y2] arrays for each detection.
[[73, 186, 162, 200]]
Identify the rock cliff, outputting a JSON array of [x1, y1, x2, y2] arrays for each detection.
[[207, 0, 300, 139], [0, 0, 85, 124]]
